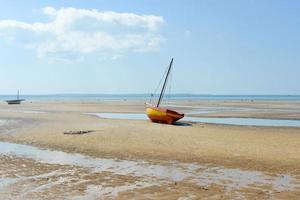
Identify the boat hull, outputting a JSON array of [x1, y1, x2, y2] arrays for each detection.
[[6, 99, 25, 105], [146, 106, 184, 124]]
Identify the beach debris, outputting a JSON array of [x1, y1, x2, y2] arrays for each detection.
[[63, 130, 94, 135], [199, 186, 209, 190]]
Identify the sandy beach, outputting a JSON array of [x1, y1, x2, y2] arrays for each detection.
[[0, 100, 300, 199], [2, 0, 300, 198]]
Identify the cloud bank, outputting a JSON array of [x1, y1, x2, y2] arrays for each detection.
[[0, 7, 164, 61]]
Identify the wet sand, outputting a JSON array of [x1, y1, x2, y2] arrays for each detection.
[[0, 100, 300, 199], [0, 142, 299, 199]]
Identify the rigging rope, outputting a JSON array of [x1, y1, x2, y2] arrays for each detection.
[[149, 64, 170, 104], [164, 66, 172, 105]]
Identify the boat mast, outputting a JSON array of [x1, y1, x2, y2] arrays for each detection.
[[157, 58, 173, 107], [17, 90, 19, 100]]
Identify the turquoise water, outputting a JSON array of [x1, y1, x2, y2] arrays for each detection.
[[89, 113, 300, 127], [1, 94, 300, 101]]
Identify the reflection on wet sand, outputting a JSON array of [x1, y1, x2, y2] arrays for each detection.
[[0, 141, 299, 199], [0, 120, 8, 127]]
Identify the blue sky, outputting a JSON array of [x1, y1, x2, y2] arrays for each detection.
[[0, 0, 299, 95]]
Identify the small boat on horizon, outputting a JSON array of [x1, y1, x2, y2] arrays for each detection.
[[146, 58, 184, 124], [6, 90, 25, 105]]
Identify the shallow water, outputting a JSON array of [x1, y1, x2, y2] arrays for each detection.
[[164, 104, 300, 114], [0, 120, 8, 127], [88, 112, 300, 127], [0, 141, 298, 193], [0, 109, 46, 114], [0, 141, 299, 199], [184, 117, 300, 127]]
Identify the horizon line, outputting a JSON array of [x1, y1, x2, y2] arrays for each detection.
[[1, 93, 300, 96]]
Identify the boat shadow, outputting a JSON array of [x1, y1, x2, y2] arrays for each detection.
[[173, 121, 193, 126]]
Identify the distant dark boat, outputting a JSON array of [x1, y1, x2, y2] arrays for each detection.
[[6, 90, 25, 105]]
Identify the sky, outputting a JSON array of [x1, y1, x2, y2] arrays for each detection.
[[0, 0, 300, 95]]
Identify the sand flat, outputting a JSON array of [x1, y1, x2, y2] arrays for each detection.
[[0, 100, 300, 199], [0, 143, 299, 199], [0, 100, 300, 172]]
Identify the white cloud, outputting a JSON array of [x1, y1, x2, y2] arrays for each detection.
[[0, 7, 164, 61]]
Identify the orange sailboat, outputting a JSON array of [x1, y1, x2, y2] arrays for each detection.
[[146, 58, 184, 124]]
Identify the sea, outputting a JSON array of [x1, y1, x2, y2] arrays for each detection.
[[0, 94, 300, 102]]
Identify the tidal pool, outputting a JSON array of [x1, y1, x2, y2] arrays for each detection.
[[88, 112, 300, 127]]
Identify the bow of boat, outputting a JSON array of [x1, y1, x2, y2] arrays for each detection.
[[146, 106, 184, 124]]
